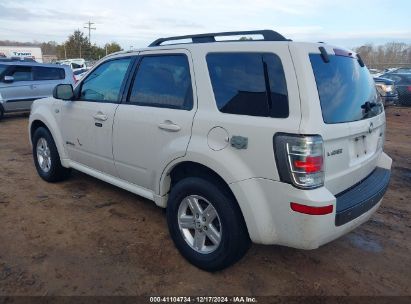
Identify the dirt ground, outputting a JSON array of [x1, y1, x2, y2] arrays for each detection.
[[0, 107, 410, 297]]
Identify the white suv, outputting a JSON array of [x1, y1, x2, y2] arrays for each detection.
[[29, 30, 392, 271]]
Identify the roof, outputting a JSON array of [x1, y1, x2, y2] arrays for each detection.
[[107, 40, 293, 59], [0, 61, 72, 69]]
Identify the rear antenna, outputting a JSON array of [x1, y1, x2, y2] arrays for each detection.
[[319, 46, 330, 63]]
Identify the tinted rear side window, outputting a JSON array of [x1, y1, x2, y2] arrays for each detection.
[[128, 55, 193, 110], [310, 54, 383, 124], [206, 53, 288, 118], [8, 66, 32, 81], [33, 67, 65, 80]]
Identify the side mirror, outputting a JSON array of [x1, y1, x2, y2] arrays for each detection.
[[53, 84, 74, 100], [3, 76, 14, 83]]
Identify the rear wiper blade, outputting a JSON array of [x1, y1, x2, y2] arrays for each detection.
[[361, 101, 377, 112]]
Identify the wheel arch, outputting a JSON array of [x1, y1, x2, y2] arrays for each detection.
[[30, 120, 49, 141], [168, 161, 235, 197], [160, 160, 250, 237], [29, 112, 68, 166]]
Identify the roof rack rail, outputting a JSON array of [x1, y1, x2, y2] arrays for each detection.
[[148, 30, 289, 47]]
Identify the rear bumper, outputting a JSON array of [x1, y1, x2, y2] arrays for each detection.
[[335, 167, 390, 226], [229, 152, 392, 249]]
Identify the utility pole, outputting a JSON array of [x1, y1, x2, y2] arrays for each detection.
[[84, 21, 96, 44], [64, 43, 67, 59]]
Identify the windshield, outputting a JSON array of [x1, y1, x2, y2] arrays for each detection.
[[310, 54, 383, 124]]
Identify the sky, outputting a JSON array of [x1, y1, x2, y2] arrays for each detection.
[[0, 0, 410, 49]]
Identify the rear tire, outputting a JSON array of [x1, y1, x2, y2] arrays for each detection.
[[32, 127, 71, 182], [167, 177, 250, 271], [0, 107, 4, 120]]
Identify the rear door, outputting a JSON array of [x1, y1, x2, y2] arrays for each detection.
[[113, 50, 196, 191], [291, 43, 385, 194], [0, 65, 34, 111], [195, 43, 301, 183]]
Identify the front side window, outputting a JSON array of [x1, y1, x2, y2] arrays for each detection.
[[8, 66, 32, 82], [206, 52, 289, 118], [128, 55, 193, 110], [33, 67, 65, 80], [80, 58, 132, 102]]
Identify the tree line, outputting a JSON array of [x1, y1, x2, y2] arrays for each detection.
[[0, 30, 122, 60], [354, 42, 411, 70], [1, 32, 410, 67]]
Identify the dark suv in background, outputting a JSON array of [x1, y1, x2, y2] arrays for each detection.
[[374, 77, 399, 106], [379, 72, 411, 106]]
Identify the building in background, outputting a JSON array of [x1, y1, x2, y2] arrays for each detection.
[[0, 46, 43, 62], [42, 54, 58, 63]]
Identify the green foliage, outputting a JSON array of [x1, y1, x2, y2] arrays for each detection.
[[0, 30, 123, 61], [105, 42, 122, 54]]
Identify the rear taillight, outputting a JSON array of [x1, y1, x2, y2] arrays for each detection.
[[73, 74, 77, 84], [274, 134, 324, 189], [407, 86, 411, 92]]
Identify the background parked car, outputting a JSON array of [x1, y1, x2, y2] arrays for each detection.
[[73, 67, 90, 82], [57, 58, 87, 70], [369, 68, 383, 77], [386, 67, 411, 74], [380, 73, 411, 106], [374, 77, 398, 106], [0, 62, 74, 119], [0, 57, 36, 63]]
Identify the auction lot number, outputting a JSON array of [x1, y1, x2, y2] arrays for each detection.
[[150, 296, 257, 303]]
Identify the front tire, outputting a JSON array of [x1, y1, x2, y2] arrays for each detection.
[[167, 177, 250, 271], [32, 127, 71, 182]]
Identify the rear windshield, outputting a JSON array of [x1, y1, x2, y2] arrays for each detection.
[[310, 54, 383, 124], [33, 67, 65, 80]]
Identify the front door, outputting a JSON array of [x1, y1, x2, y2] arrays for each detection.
[[60, 57, 133, 177]]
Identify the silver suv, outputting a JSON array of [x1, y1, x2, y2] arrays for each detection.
[[29, 30, 392, 271], [0, 62, 74, 119]]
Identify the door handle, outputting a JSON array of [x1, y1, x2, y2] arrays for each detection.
[[158, 120, 181, 132], [93, 113, 108, 121]]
